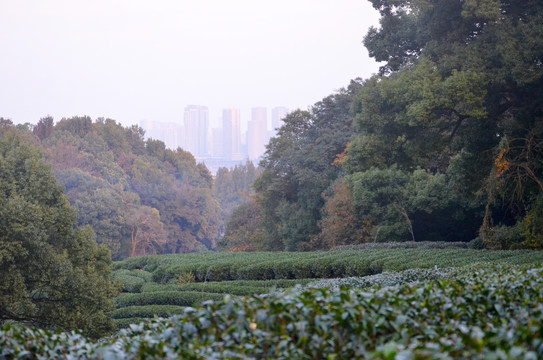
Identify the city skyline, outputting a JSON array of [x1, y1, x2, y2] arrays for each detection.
[[139, 104, 288, 173], [0, 1, 381, 128]]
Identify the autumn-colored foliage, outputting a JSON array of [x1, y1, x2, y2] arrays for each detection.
[[310, 181, 372, 249]]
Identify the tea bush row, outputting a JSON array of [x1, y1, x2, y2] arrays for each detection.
[[1, 264, 542, 359], [113, 269, 154, 293], [112, 305, 186, 319], [115, 249, 543, 283], [140, 279, 314, 295], [333, 240, 472, 250], [306, 267, 457, 291], [113, 317, 149, 330], [114, 274, 145, 293], [115, 291, 226, 308]]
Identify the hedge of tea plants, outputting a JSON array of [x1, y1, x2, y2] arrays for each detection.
[[140, 278, 314, 295], [1, 264, 542, 359], [109, 249, 543, 327], [114, 249, 543, 283], [112, 305, 185, 320]]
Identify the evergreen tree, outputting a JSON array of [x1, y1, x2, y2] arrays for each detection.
[[0, 133, 118, 337]]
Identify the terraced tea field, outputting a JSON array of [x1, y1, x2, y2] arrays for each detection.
[[111, 248, 543, 328]]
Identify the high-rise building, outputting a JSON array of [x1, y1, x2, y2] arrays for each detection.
[[183, 105, 209, 157], [211, 128, 223, 159], [222, 108, 242, 161], [271, 106, 288, 134], [248, 107, 267, 161]]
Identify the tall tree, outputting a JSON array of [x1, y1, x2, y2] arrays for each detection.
[[126, 206, 168, 257], [341, 0, 543, 248], [0, 133, 118, 337], [253, 80, 362, 250], [32, 116, 54, 141]]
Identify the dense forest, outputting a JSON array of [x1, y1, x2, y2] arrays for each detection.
[[1, 117, 223, 259], [0, 117, 262, 260], [224, 0, 543, 251], [2, 0, 542, 258]]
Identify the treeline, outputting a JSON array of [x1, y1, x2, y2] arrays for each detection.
[[224, 0, 543, 251], [1, 117, 223, 259]]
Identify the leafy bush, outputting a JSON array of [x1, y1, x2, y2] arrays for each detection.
[[114, 249, 543, 283], [113, 269, 154, 293], [306, 267, 456, 290], [112, 305, 185, 319], [113, 317, 149, 330], [114, 274, 145, 293], [115, 291, 225, 308], [140, 279, 314, 295], [334, 241, 470, 250], [176, 272, 195, 285], [1, 264, 543, 358]]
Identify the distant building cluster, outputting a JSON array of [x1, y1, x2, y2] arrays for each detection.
[[140, 106, 288, 173]]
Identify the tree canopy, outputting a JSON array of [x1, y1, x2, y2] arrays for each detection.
[[1, 117, 222, 259], [229, 0, 543, 251], [0, 132, 118, 337]]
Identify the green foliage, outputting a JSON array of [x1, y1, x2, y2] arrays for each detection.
[[345, 168, 478, 243], [213, 160, 261, 223], [305, 267, 457, 291], [113, 273, 146, 293], [350, 0, 543, 248], [57, 169, 130, 259], [113, 249, 543, 283], [519, 194, 543, 249], [0, 133, 118, 337], [2, 264, 543, 358], [140, 279, 313, 295], [6, 116, 223, 257], [334, 241, 470, 250], [176, 272, 195, 285], [218, 201, 266, 251], [112, 305, 185, 320], [252, 80, 363, 250], [115, 291, 225, 308], [113, 317, 149, 330], [244, 0, 543, 250]]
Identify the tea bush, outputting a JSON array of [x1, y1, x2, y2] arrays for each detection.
[[334, 241, 470, 250], [114, 249, 543, 283], [112, 305, 185, 319], [140, 278, 313, 294], [114, 274, 145, 293], [306, 267, 457, 290], [115, 291, 225, 308], [2, 264, 542, 359]]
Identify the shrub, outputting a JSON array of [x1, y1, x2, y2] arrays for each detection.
[[2, 264, 543, 359], [140, 279, 314, 294], [115, 291, 226, 308], [333, 241, 470, 250], [176, 272, 195, 285], [112, 305, 185, 319], [113, 317, 149, 330], [114, 273, 145, 293], [114, 249, 543, 283]]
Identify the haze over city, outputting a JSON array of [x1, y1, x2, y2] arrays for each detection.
[[0, 1, 381, 126], [0, 1, 382, 171]]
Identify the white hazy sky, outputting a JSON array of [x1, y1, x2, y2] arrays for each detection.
[[0, 0, 381, 130]]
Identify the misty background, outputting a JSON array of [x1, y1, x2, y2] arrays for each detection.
[[0, 0, 380, 132]]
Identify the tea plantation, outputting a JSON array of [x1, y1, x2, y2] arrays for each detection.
[[2, 249, 543, 358], [108, 249, 543, 327]]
